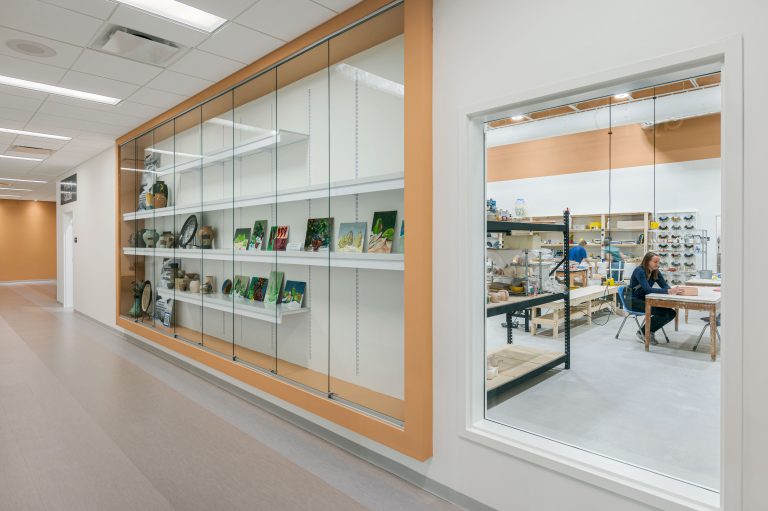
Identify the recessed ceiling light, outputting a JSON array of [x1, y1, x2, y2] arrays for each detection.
[[614, 93, 630, 99], [5, 39, 57, 58], [0, 187, 32, 191], [0, 194, 21, 198], [0, 154, 43, 162], [0, 177, 47, 183], [116, 0, 227, 33], [0, 127, 71, 141], [511, 115, 525, 121], [0, 75, 121, 105]]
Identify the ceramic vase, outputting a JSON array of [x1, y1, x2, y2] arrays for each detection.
[[142, 229, 159, 248], [152, 181, 168, 208]]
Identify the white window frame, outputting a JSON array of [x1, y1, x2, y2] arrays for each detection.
[[456, 36, 743, 510]]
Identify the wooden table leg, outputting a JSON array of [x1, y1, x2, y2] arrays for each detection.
[[710, 306, 717, 361], [685, 309, 689, 324], [587, 299, 593, 325], [675, 308, 679, 331], [645, 300, 652, 352], [531, 307, 538, 336], [552, 309, 559, 339]]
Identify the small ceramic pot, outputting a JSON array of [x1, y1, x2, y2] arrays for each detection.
[[198, 226, 214, 249], [158, 231, 174, 248], [201, 276, 214, 294], [152, 181, 168, 209], [142, 229, 159, 248], [175, 277, 189, 292], [189, 280, 200, 293]]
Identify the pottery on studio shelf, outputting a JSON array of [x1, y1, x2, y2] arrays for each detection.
[[142, 229, 159, 248], [198, 225, 214, 249], [189, 280, 200, 293], [201, 276, 214, 294], [158, 231, 174, 248]]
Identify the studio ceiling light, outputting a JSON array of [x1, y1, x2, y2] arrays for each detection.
[[511, 115, 525, 121], [0, 127, 71, 141], [0, 177, 47, 183], [0, 194, 21, 198], [614, 93, 630, 99], [0, 75, 121, 105], [116, 0, 227, 33], [0, 154, 43, 162], [0, 187, 33, 191]]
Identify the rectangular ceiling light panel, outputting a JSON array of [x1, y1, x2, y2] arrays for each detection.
[[0, 75, 121, 105], [116, 0, 227, 32], [0, 128, 71, 141], [0, 154, 43, 162]]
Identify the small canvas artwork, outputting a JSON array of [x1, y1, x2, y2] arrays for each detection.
[[248, 220, 268, 250], [368, 211, 397, 253], [304, 218, 333, 252], [281, 281, 306, 309], [268, 225, 289, 251], [233, 228, 251, 250], [264, 271, 284, 304], [337, 222, 366, 253], [233, 275, 250, 298], [154, 296, 174, 327], [247, 277, 269, 302], [397, 220, 404, 253]]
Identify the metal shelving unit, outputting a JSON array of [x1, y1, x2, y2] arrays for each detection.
[[485, 210, 572, 396]]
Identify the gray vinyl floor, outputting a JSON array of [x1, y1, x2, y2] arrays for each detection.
[[486, 305, 721, 491], [0, 282, 459, 511]]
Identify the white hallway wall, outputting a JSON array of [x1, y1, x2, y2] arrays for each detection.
[[488, 159, 721, 270], [433, 0, 766, 510], [56, 148, 116, 327]]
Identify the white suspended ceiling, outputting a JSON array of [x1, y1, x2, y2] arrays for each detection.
[[0, 0, 362, 202]]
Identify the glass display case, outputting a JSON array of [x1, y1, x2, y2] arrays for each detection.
[[117, 4, 413, 429]]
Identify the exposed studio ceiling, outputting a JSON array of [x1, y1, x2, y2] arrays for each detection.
[[0, 0, 362, 201]]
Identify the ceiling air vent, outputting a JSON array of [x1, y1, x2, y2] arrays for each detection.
[[92, 25, 181, 66], [9, 145, 53, 157]]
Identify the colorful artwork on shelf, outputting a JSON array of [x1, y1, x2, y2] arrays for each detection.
[[268, 225, 289, 251], [264, 271, 284, 304], [249, 220, 268, 250], [233, 275, 250, 298], [281, 281, 306, 309], [153, 296, 174, 328], [368, 210, 397, 253], [304, 218, 333, 252], [247, 277, 269, 302], [337, 222, 366, 253], [397, 220, 404, 253], [233, 228, 251, 250]]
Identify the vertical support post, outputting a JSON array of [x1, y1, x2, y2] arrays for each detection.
[[563, 209, 571, 369], [506, 312, 513, 344]]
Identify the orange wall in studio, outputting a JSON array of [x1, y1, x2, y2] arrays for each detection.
[[0, 200, 57, 282]]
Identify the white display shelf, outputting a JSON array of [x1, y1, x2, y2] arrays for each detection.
[[156, 287, 307, 324], [153, 129, 308, 178], [124, 247, 404, 271], [123, 173, 404, 221]]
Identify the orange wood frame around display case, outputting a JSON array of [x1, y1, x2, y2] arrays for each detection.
[[114, 0, 432, 460]]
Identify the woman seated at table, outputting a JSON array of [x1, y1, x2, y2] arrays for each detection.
[[629, 251, 683, 344]]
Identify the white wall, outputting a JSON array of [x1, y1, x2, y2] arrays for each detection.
[[56, 148, 116, 327], [488, 159, 721, 270], [430, 1, 766, 510]]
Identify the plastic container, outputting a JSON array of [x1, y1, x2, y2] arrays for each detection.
[[514, 198, 527, 218]]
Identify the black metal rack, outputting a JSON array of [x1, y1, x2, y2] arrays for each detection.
[[486, 210, 571, 395]]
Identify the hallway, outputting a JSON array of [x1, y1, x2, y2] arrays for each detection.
[[0, 283, 456, 511]]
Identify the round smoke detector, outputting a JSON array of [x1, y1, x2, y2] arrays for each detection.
[[6, 39, 57, 58]]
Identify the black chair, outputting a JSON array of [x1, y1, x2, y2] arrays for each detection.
[[615, 285, 670, 343], [693, 313, 721, 352]]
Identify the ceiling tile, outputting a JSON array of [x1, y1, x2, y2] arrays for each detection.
[[126, 87, 187, 109], [57, 70, 139, 100], [48, 96, 164, 121], [198, 23, 282, 65], [40, 0, 117, 20], [169, 49, 242, 82], [145, 70, 213, 96], [0, 84, 49, 101], [109, 5, 211, 48], [0, 93, 44, 113], [72, 49, 163, 86], [38, 101, 139, 129], [236, 0, 335, 42], [0, 27, 84, 69], [311, 0, 361, 13], [0, 53, 67, 84], [28, 113, 127, 137], [183, 0, 261, 20], [1, 0, 104, 46], [0, 107, 35, 124]]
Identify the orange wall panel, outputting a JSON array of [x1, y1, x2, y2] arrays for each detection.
[[0, 200, 57, 281]]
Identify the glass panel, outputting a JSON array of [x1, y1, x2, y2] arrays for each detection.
[[274, 42, 330, 393], [135, 131, 154, 328], [173, 107, 203, 344], [149, 120, 175, 335], [199, 92, 235, 358], [232, 70, 278, 373], [328, 5, 405, 421], [119, 139, 138, 320]]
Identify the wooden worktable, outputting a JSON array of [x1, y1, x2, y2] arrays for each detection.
[[644, 287, 721, 360], [531, 285, 618, 339]]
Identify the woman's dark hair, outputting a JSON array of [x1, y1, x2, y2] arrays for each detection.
[[641, 251, 660, 281]]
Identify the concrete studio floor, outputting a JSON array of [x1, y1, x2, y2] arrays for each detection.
[[0, 283, 458, 511], [486, 306, 721, 491]]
